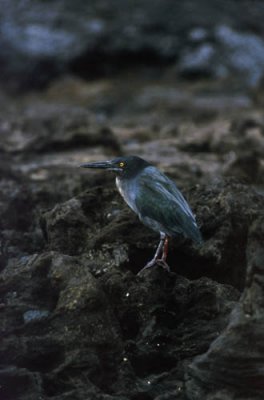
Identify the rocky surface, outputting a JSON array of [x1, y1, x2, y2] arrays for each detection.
[[186, 216, 264, 399], [0, 67, 264, 400]]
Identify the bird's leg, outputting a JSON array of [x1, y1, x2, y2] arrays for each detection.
[[162, 236, 169, 262], [156, 236, 170, 272], [153, 235, 165, 261], [139, 236, 164, 272], [137, 234, 170, 274]]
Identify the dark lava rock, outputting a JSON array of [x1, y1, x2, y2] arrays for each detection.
[[41, 197, 90, 255], [0, 251, 239, 400], [185, 216, 264, 399], [0, 104, 120, 154], [1, 170, 263, 399], [1, 72, 264, 399], [0, 166, 43, 268], [184, 179, 263, 289]]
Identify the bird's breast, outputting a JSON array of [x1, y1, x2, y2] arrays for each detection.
[[115, 177, 138, 213]]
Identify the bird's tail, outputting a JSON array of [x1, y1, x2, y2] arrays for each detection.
[[191, 226, 203, 245], [180, 217, 203, 245]]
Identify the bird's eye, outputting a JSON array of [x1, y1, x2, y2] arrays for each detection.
[[119, 162, 125, 168]]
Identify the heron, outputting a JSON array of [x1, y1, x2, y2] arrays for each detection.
[[81, 155, 202, 273]]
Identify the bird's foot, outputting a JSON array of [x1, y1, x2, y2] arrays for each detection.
[[137, 259, 156, 275], [137, 258, 170, 275], [156, 259, 170, 272]]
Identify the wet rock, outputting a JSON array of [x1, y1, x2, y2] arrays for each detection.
[[185, 216, 264, 399]]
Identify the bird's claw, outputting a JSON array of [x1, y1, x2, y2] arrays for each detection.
[[156, 259, 170, 272], [137, 258, 170, 275]]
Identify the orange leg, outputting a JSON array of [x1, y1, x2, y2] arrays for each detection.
[[138, 234, 170, 274], [161, 237, 169, 262]]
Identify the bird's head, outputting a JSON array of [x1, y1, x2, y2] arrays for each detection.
[[80, 155, 150, 178]]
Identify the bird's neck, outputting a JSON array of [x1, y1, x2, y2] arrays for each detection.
[[115, 176, 124, 195], [115, 176, 137, 213]]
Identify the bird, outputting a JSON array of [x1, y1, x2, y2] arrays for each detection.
[[80, 155, 202, 273]]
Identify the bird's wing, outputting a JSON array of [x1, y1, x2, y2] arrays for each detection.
[[135, 167, 202, 242]]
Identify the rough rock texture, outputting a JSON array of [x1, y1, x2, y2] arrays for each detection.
[[186, 216, 264, 399], [0, 251, 239, 400], [0, 70, 264, 399], [2, 0, 264, 89]]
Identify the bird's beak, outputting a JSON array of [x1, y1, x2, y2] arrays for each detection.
[[80, 160, 121, 171], [80, 161, 111, 169]]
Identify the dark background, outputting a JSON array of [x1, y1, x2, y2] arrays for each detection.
[[1, 0, 264, 90]]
